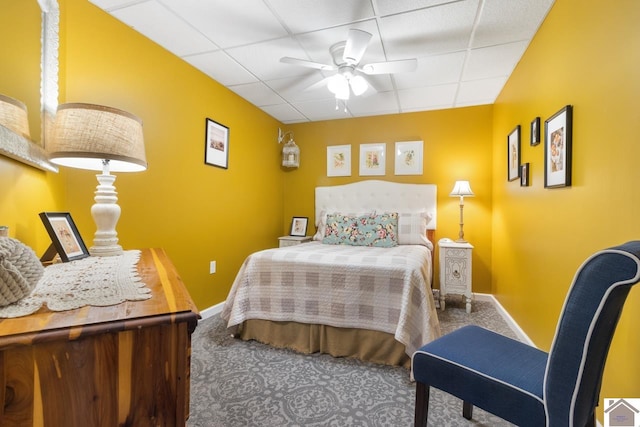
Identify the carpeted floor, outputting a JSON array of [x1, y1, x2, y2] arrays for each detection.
[[187, 298, 518, 426]]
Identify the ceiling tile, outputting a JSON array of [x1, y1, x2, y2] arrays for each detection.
[[374, 0, 453, 16], [266, 0, 375, 34], [161, 0, 289, 48], [229, 82, 285, 107], [292, 99, 356, 122], [183, 51, 257, 86], [463, 41, 529, 81], [397, 84, 458, 110], [346, 91, 400, 117], [261, 103, 309, 123], [394, 51, 466, 89], [109, 1, 217, 56], [456, 76, 507, 105], [379, 0, 480, 60], [472, 0, 555, 48], [226, 37, 315, 81]]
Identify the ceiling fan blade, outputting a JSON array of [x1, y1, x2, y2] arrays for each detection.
[[343, 29, 372, 64], [280, 57, 335, 71], [304, 76, 333, 92], [359, 59, 418, 75]]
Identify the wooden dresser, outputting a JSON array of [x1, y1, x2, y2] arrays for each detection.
[[0, 248, 199, 427]]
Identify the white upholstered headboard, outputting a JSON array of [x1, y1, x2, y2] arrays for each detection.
[[315, 180, 437, 230]]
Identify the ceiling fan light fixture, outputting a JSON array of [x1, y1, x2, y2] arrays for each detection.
[[328, 74, 350, 100], [350, 75, 368, 96]]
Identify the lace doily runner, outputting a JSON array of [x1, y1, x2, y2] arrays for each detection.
[[0, 250, 151, 318]]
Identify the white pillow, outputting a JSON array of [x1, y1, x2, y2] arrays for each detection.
[[397, 212, 433, 249]]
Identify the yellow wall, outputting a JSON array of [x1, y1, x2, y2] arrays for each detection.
[[492, 0, 640, 419], [57, 0, 284, 308], [0, 1, 64, 250], [285, 106, 494, 293], [0, 0, 42, 140]]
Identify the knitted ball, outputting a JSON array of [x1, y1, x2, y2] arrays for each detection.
[[0, 237, 44, 306]]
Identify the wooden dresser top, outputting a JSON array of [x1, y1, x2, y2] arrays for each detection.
[[0, 248, 199, 347]]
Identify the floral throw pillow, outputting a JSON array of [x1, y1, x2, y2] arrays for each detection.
[[322, 213, 398, 247]]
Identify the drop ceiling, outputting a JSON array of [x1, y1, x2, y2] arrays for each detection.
[[88, 0, 555, 124]]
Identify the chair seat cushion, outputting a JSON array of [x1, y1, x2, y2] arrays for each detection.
[[412, 325, 548, 426]]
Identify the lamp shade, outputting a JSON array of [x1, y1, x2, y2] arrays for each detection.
[[0, 94, 30, 139], [48, 103, 147, 172], [450, 180, 474, 197]]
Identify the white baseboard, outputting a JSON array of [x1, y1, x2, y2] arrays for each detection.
[[474, 293, 536, 347], [199, 301, 224, 322]]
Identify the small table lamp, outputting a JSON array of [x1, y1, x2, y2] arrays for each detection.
[[48, 103, 147, 256], [449, 180, 474, 243]]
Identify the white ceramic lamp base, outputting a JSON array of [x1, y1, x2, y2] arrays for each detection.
[[90, 172, 123, 256]]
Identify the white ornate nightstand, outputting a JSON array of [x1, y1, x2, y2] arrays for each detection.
[[438, 239, 474, 313], [278, 235, 313, 247]]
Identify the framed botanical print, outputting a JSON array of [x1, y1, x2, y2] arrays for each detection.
[[507, 125, 521, 181], [359, 143, 386, 176], [394, 140, 423, 175], [326, 145, 351, 177]]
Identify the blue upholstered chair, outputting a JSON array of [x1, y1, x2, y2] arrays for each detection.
[[412, 241, 640, 427]]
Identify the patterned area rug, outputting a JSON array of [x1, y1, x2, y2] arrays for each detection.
[[188, 298, 518, 426]]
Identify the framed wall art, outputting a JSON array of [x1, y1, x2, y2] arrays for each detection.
[[530, 117, 540, 146], [394, 140, 423, 175], [507, 125, 521, 181], [39, 212, 90, 262], [520, 163, 530, 187], [544, 105, 573, 188], [359, 143, 386, 176], [204, 118, 229, 169], [326, 145, 351, 177], [290, 217, 308, 237]]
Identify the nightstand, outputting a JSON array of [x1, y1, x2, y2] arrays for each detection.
[[438, 239, 474, 313], [278, 235, 313, 247]]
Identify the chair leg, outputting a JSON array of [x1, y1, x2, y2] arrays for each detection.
[[585, 412, 595, 427], [414, 382, 429, 427], [463, 401, 473, 420]]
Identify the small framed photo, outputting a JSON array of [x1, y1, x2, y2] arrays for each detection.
[[507, 125, 521, 181], [520, 163, 530, 187], [205, 118, 229, 169], [544, 105, 573, 188], [290, 217, 309, 237], [359, 143, 386, 176], [530, 117, 541, 146], [39, 212, 90, 262], [394, 140, 423, 175], [327, 145, 351, 177]]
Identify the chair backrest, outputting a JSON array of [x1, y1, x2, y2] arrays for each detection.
[[544, 241, 640, 427]]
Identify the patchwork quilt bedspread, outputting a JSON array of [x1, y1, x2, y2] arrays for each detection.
[[221, 242, 441, 356]]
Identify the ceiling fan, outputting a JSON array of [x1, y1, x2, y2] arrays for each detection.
[[280, 29, 417, 100]]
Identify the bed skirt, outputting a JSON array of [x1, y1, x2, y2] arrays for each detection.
[[238, 319, 411, 369]]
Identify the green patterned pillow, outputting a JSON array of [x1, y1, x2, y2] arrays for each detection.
[[322, 213, 398, 247]]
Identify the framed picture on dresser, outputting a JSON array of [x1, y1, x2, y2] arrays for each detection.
[[39, 212, 90, 262], [290, 217, 308, 237]]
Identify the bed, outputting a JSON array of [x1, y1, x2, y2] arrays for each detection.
[[221, 180, 441, 368]]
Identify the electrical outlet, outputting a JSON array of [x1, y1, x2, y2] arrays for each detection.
[[209, 261, 216, 274]]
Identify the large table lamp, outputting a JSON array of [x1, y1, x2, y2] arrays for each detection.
[[48, 103, 147, 256], [449, 180, 474, 243]]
